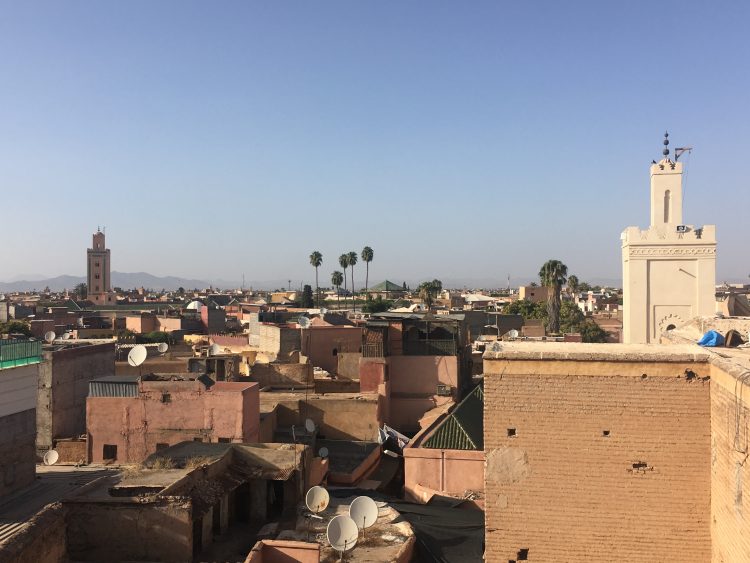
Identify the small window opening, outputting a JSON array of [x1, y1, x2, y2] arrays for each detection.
[[218, 437, 231, 443], [517, 549, 529, 561], [641, 373, 647, 379], [161, 393, 171, 403], [666, 324, 676, 331], [103, 444, 117, 460], [507, 428, 516, 437], [632, 462, 648, 470], [602, 430, 610, 437], [332, 348, 338, 356]]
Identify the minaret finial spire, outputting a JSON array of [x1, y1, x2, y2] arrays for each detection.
[[662, 131, 670, 158]]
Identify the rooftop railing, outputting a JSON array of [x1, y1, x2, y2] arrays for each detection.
[[403, 339, 457, 356], [0, 339, 42, 370]]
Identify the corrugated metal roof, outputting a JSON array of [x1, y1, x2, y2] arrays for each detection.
[[422, 385, 483, 451], [89, 378, 139, 398]]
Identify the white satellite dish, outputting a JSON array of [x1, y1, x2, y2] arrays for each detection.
[[318, 446, 329, 458], [305, 485, 330, 514], [349, 496, 378, 531], [298, 316, 311, 329], [509, 329, 519, 338], [62, 332, 70, 341], [44, 331, 56, 343], [327, 515, 358, 553], [127, 344, 147, 367], [209, 343, 221, 356], [320, 307, 328, 315], [157, 342, 169, 354], [43, 449, 59, 466], [305, 418, 316, 433]]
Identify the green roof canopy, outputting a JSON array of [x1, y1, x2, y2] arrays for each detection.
[[369, 280, 404, 292], [422, 385, 483, 450]]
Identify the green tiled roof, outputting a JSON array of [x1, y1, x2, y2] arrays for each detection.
[[369, 280, 404, 292], [422, 385, 483, 450]]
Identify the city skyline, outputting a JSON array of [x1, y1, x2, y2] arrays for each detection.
[[2, 2, 748, 282]]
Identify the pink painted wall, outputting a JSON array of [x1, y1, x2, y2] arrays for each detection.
[[388, 356, 458, 395], [245, 540, 320, 563], [86, 380, 259, 463], [301, 326, 362, 374], [404, 448, 484, 501]]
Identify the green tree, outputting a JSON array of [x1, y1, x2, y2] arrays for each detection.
[[559, 300, 585, 333], [417, 279, 443, 310], [347, 251, 358, 312], [580, 319, 608, 343], [362, 295, 391, 314], [331, 270, 344, 308], [301, 284, 314, 308], [0, 320, 32, 337], [74, 282, 87, 300], [567, 274, 580, 295], [339, 254, 349, 306], [309, 250, 323, 307], [539, 259, 568, 334], [503, 299, 546, 320], [361, 246, 374, 295]]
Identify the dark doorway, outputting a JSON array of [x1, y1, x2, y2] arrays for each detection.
[[102, 444, 117, 460], [268, 481, 284, 519], [192, 518, 202, 556], [234, 483, 250, 523]]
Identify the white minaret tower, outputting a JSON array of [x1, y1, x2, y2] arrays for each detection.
[[621, 133, 716, 344]]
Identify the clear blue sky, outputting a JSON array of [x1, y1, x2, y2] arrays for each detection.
[[1, 1, 748, 286]]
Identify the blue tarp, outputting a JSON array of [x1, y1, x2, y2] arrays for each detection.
[[698, 330, 725, 347]]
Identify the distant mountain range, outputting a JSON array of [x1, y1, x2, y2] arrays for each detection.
[[0, 272, 212, 292], [0, 272, 625, 293]]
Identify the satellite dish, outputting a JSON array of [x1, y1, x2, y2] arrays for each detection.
[[320, 308, 328, 315], [44, 331, 56, 343], [349, 496, 378, 530], [157, 342, 169, 354], [305, 418, 316, 433], [127, 344, 147, 367], [43, 450, 59, 466], [298, 316, 311, 329], [491, 341, 502, 352], [509, 329, 519, 338], [305, 485, 330, 514], [62, 332, 70, 341], [318, 446, 329, 458], [327, 515, 358, 553], [209, 343, 221, 356]]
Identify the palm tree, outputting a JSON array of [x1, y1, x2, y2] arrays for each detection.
[[309, 251, 323, 308], [539, 259, 568, 334], [339, 254, 349, 307], [567, 274, 580, 296], [331, 271, 344, 309], [347, 251, 358, 312], [361, 246, 374, 296]]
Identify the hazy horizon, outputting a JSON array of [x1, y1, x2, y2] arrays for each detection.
[[2, 2, 748, 285]]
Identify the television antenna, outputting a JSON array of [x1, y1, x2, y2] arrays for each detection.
[[318, 446, 329, 458], [128, 344, 147, 377], [43, 449, 59, 466], [44, 331, 56, 343], [157, 342, 169, 354], [298, 316, 311, 329], [305, 418, 316, 433], [327, 514, 358, 560], [305, 485, 329, 541], [349, 496, 378, 540], [305, 485, 330, 514]]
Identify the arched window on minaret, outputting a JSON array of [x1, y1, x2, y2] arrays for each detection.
[[664, 190, 671, 223]]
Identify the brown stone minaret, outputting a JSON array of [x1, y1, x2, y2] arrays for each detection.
[[87, 228, 115, 305]]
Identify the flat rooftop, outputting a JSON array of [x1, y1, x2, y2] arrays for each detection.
[[483, 341, 709, 363], [0, 465, 116, 544]]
